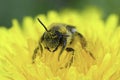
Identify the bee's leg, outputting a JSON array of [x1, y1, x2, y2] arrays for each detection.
[[32, 43, 43, 63], [32, 47, 39, 63], [76, 32, 95, 59], [58, 39, 67, 61], [65, 47, 74, 68], [87, 51, 95, 59]]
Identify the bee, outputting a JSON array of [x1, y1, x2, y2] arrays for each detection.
[[32, 18, 95, 68]]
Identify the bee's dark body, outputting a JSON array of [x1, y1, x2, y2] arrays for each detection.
[[34, 24, 77, 57], [32, 18, 95, 68]]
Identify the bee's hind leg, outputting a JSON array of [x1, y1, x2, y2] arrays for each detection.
[[76, 32, 95, 59], [65, 47, 74, 68]]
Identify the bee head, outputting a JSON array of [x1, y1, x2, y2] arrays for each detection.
[[37, 18, 62, 52], [43, 30, 62, 51]]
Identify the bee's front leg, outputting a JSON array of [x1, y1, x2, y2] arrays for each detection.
[[58, 38, 67, 61], [32, 47, 39, 63], [32, 43, 43, 63]]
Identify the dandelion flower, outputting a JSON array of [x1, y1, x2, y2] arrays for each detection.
[[0, 8, 120, 80]]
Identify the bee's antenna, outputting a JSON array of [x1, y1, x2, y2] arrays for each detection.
[[37, 18, 48, 32]]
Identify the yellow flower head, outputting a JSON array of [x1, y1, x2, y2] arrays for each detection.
[[0, 8, 120, 80]]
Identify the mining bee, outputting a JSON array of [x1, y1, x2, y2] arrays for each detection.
[[32, 18, 95, 68]]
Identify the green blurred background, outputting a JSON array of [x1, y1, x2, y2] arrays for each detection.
[[0, 0, 120, 27]]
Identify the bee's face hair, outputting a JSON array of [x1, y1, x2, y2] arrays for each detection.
[[43, 30, 62, 51]]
